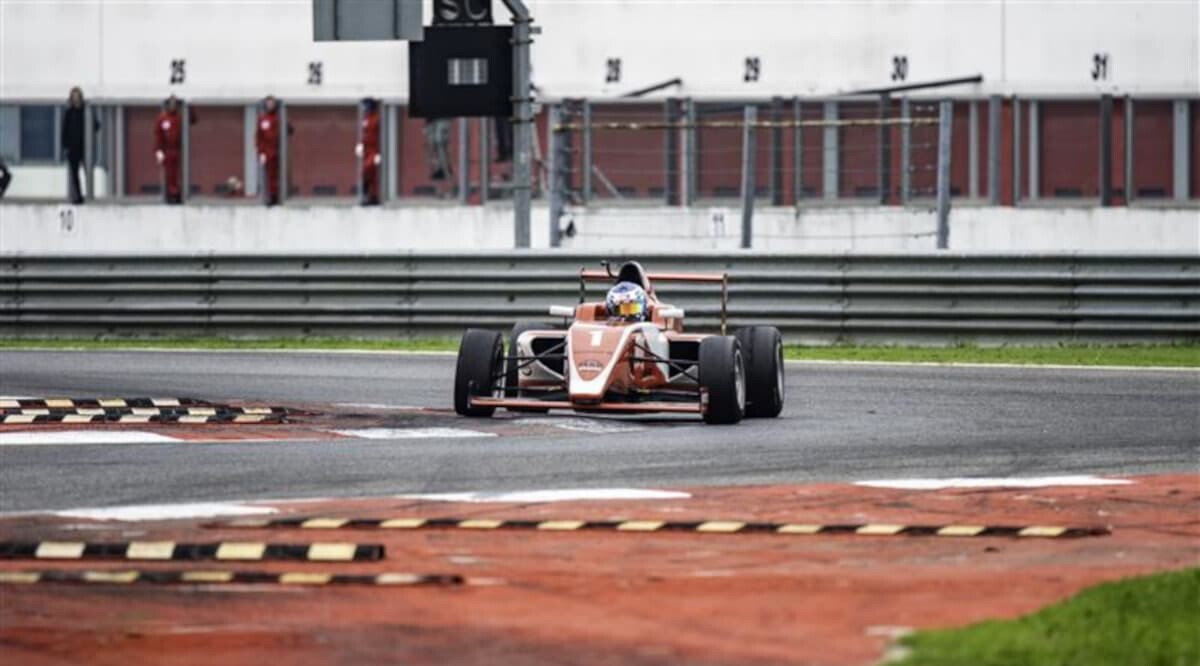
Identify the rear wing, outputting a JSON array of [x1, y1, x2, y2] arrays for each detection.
[[578, 264, 730, 335]]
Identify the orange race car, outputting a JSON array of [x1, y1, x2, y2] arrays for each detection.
[[453, 261, 784, 424]]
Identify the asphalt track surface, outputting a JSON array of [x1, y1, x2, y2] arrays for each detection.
[[1, 350, 1196, 513]]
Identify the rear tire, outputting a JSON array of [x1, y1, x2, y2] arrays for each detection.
[[699, 336, 746, 425], [735, 326, 784, 418], [505, 321, 557, 412], [454, 329, 503, 417]]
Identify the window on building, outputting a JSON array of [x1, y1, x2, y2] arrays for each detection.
[[0, 106, 17, 160], [19, 106, 56, 161]]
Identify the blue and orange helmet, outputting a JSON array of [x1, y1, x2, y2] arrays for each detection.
[[606, 281, 648, 322]]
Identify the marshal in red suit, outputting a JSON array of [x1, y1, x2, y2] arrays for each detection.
[[154, 95, 195, 204], [356, 98, 382, 206]]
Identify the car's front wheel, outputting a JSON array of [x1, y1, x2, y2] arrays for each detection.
[[699, 336, 746, 425], [454, 329, 503, 417]]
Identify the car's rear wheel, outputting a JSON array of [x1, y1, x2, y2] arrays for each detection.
[[735, 326, 784, 418], [699, 336, 746, 425], [454, 329, 503, 417]]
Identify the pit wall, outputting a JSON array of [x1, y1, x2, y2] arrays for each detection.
[[0, 202, 1196, 254]]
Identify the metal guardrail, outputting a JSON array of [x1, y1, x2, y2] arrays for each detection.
[[1, 253, 1197, 344]]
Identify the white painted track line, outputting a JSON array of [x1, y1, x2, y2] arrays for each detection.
[[0, 431, 182, 446], [397, 488, 692, 502], [856, 475, 1133, 490]]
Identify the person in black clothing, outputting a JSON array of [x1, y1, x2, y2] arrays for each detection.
[[61, 87, 99, 204], [0, 156, 11, 198]]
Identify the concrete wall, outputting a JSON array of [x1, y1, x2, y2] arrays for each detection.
[[1, 1, 1195, 102], [1, 202, 1196, 254], [0, 165, 111, 199]]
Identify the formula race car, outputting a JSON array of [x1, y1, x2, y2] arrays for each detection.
[[453, 261, 784, 424]]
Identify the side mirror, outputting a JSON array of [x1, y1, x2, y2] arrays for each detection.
[[548, 305, 574, 318], [658, 307, 684, 320]]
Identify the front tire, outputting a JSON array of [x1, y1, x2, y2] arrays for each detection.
[[454, 329, 503, 417], [735, 326, 784, 418], [699, 336, 746, 425]]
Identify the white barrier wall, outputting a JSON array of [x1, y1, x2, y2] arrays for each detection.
[[1, 203, 1196, 254], [1, 1, 1196, 101]]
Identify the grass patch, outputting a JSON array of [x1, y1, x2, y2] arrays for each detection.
[[783, 343, 1200, 367], [0, 337, 1196, 367], [895, 568, 1200, 666], [0, 336, 460, 353]]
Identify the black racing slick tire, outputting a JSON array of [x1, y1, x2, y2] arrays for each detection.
[[735, 326, 785, 418], [504, 321, 556, 412], [699, 335, 746, 425], [454, 329, 504, 417]]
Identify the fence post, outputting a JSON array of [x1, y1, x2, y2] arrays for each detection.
[[180, 100, 191, 203], [385, 104, 400, 202], [1012, 97, 1021, 203], [114, 104, 126, 198], [581, 99, 592, 204], [899, 97, 911, 205], [1123, 96, 1133, 206], [740, 105, 757, 249], [770, 97, 784, 205], [935, 99, 953, 250], [457, 118, 470, 204], [1099, 94, 1113, 206], [278, 101, 288, 204], [792, 97, 802, 206], [1173, 99, 1190, 201], [822, 101, 838, 200], [877, 94, 891, 205], [968, 99, 978, 199], [987, 95, 1000, 205], [683, 98, 697, 206], [478, 116, 490, 204], [548, 105, 564, 248], [84, 105, 95, 201], [664, 98, 679, 205], [356, 102, 365, 202], [1028, 100, 1039, 201]]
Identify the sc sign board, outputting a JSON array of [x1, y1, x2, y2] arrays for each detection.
[[409, 26, 513, 118], [312, 0, 424, 41]]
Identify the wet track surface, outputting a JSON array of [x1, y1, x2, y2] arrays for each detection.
[[1, 350, 1197, 512]]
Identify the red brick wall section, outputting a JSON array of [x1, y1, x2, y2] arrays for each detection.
[[188, 106, 243, 197], [582, 104, 664, 199], [1191, 100, 1199, 199], [838, 102, 876, 198], [795, 104, 824, 202], [124, 106, 158, 196], [1039, 101, 1100, 199], [695, 107, 742, 199], [908, 101, 940, 199], [285, 106, 357, 198], [950, 102, 971, 198], [1110, 100, 1126, 205], [1129, 101, 1173, 199]]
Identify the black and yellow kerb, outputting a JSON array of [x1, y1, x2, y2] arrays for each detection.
[[0, 541, 384, 561], [0, 569, 463, 587], [215, 517, 1110, 538], [0, 398, 288, 424]]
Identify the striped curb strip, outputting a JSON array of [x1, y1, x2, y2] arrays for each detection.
[[2, 411, 286, 424], [0, 569, 464, 587], [1, 398, 216, 409], [214, 517, 1111, 538], [0, 541, 384, 561]]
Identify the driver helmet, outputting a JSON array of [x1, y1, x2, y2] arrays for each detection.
[[606, 281, 648, 322]]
